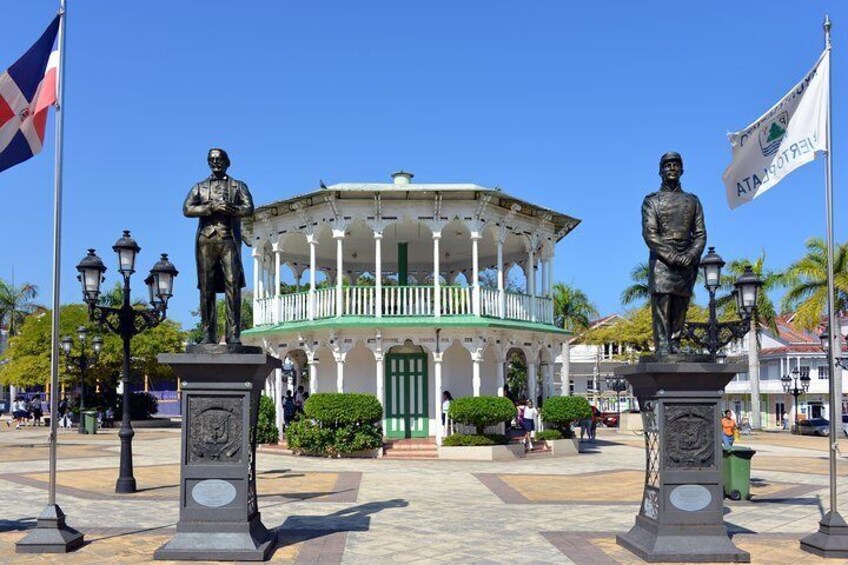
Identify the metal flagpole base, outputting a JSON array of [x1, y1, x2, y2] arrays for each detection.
[[801, 511, 848, 558], [16, 503, 84, 553]]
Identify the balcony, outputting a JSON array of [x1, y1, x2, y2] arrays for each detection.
[[254, 285, 554, 327]]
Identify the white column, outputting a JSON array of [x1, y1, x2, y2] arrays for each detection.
[[334, 230, 344, 318], [748, 319, 761, 429], [527, 360, 537, 404], [544, 362, 553, 400], [273, 244, 282, 324], [497, 237, 505, 319], [336, 355, 345, 393], [528, 248, 536, 322], [252, 247, 261, 321], [374, 232, 383, 318], [471, 233, 481, 316], [308, 235, 317, 320], [309, 358, 318, 395], [434, 352, 444, 445], [561, 341, 571, 396], [472, 353, 482, 396], [274, 368, 283, 438], [375, 352, 384, 406], [433, 232, 442, 317], [541, 258, 548, 296], [497, 358, 505, 395]]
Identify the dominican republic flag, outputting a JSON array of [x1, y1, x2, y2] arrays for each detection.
[[0, 15, 60, 174]]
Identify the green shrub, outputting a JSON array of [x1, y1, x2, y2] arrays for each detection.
[[535, 429, 564, 441], [114, 392, 158, 420], [304, 393, 382, 427], [286, 418, 334, 455], [256, 395, 279, 444], [441, 433, 509, 447], [290, 393, 384, 456], [448, 396, 515, 434], [541, 396, 592, 438]]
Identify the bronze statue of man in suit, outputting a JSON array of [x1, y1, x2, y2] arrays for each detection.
[[641, 152, 706, 356], [184, 148, 254, 345]]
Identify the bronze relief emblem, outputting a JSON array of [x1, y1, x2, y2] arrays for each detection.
[[189, 397, 242, 463], [664, 404, 714, 469]]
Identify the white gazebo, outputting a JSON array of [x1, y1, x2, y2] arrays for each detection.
[[242, 171, 580, 443]]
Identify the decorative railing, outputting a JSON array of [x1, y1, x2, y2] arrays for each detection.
[[253, 285, 555, 327], [480, 287, 499, 318], [280, 290, 309, 322], [344, 285, 375, 317], [505, 290, 531, 321], [384, 286, 433, 316], [441, 286, 470, 316], [314, 287, 335, 319], [535, 295, 554, 325]]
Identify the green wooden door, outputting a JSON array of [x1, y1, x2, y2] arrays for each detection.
[[384, 352, 429, 438]]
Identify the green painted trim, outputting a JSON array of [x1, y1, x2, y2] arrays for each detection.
[[398, 242, 408, 286], [244, 315, 571, 336], [385, 352, 428, 439]]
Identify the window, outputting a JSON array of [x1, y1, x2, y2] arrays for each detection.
[[586, 379, 595, 393], [818, 366, 829, 380], [799, 366, 811, 379], [569, 380, 575, 394]]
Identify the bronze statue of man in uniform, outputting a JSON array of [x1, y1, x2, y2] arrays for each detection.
[[641, 152, 706, 356], [184, 148, 254, 345]]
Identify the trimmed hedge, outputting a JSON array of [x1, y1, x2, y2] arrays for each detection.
[[535, 429, 564, 441], [448, 396, 515, 435], [257, 395, 279, 444], [304, 393, 382, 426], [541, 396, 592, 438], [288, 393, 383, 456], [441, 433, 509, 447]]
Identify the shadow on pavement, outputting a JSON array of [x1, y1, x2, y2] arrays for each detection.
[[0, 518, 35, 532], [275, 498, 409, 545]]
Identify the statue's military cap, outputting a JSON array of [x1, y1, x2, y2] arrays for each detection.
[[659, 152, 683, 168]]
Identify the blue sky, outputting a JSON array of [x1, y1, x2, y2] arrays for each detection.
[[0, 0, 846, 328]]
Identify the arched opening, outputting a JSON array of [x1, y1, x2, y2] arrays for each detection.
[[481, 344, 502, 396], [312, 345, 335, 393], [344, 341, 377, 394], [505, 347, 528, 401], [442, 341, 473, 400]]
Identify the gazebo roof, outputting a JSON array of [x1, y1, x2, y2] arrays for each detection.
[[252, 177, 581, 242]]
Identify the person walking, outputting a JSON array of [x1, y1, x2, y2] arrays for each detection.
[[441, 391, 453, 434], [58, 396, 72, 430], [522, 400, 538, 451], [282, 390, 295, 433], [30, 394, 43, 427], [721, 409, 737, 447]]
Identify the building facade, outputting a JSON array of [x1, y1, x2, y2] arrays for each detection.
[[242, 172, 580, 442]]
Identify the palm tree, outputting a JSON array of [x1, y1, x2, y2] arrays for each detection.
[[0, 278, 41, 336], [621, 263, 650, 306], [717, 252, 784, 430], [782, 237, 848, 331], [552, 283, 598, 397]]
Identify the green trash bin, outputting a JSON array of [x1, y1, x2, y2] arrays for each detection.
[[83, 411, 98, 435], [722, 445, 756, 500]]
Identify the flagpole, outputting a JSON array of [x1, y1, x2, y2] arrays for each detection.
[[800, 14, 848, 559], [16, 0, 83, 553]]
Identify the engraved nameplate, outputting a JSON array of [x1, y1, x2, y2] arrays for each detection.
[[191, 479, 237, 508], [669, 484, 711, 512]]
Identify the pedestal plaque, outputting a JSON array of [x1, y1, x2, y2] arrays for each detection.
[[616, 362, 750, 563], [154, 347, 280, 561]]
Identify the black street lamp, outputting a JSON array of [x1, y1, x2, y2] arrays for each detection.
[[76, 231, 178, 493], [781, 367, 812, 433], [682, 247, 763, 360], [605, 374, 628, 428], [60, 326, 103, 434]]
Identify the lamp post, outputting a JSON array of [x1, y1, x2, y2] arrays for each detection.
[[781, 368, 811, 433], [60, 327, 103, 434], [75, 231, 177, 493], [682, 247, 763, 360], [605, 374, 628, 428]]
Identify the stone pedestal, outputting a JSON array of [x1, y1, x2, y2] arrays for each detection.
[[154, 347, 280, 561], [615, 362, 750, 563]]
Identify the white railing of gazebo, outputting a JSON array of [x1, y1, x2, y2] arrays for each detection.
[[504, 290, 531, 321], [440, 286, 471, 316], [344, 285, 375, 317], [255, 297, 273, 326], [480, 287, 499, 318], [314, 287, 335, 319], [279, 291, 308, 322], [535, 296, 554, 325], [384, 286, 433, 316]]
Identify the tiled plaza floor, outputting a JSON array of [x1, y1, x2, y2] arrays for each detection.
[[1, 425, 848, 563]]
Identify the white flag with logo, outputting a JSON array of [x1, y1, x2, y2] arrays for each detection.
[[723, 50, 829, 209]]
